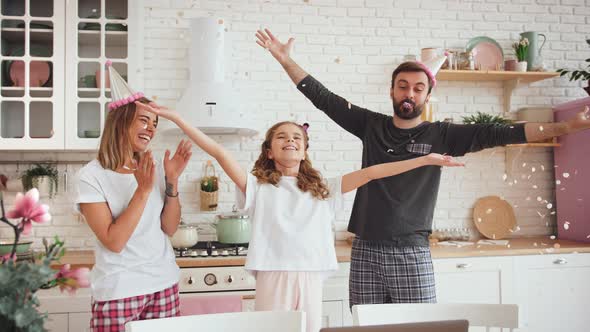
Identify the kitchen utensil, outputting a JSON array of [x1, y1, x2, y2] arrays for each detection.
[[84, 130, 100, 138], [520, 31, 546, 71], [0, 240, 33, 255], [200, 161, 219, 211], [466, 36, 504, 71], [213, 207, 251, 244], [420, 48, 439, 63], [473, 196, 517, 240], [169, 222, 199, 249]]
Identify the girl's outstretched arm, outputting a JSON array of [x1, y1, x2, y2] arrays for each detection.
[[137, 102, 247, 194], [341, 154, 464, 194]]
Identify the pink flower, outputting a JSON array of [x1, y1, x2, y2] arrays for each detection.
[[55, 264, 91, 294], [6, 189, 51, 235]]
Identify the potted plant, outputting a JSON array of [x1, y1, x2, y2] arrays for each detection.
[[0, 189, 90, 331], [21, 164, 59, 199], [462, 112, 513, 125], [200, 160, 219, 211], [512, 37, 529, 72], [557, 39, 590, 96]]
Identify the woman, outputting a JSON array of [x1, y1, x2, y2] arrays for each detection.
[[76, 63, 192, 331]]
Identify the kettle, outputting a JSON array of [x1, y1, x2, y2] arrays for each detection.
[[213, 206, 251, 244]]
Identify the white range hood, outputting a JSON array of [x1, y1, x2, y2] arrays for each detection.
[[162, 17, 257, 136]]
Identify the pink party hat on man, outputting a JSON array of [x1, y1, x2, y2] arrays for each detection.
[[106, 60, 145, 111], [415, 54, 447, 88]]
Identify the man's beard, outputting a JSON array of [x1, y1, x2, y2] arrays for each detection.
[[393, 98, 424, 120]]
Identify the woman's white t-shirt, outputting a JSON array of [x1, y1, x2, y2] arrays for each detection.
[[237, 173, 342, 274], [75, 159, 179, 301]]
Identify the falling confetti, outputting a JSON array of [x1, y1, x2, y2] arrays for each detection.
[[541, 165, 545, 171], [532, 167, 536, 172], [507, 244, 511, 248], [587, 235, 590, 239], [532, 185, 538, 189], [477, 217, 482, 223], [539, 125, 544, 131], [550, 211, 556, 215], [537, 211, 546, 218], [533, 242, 538, 247], [301, 84, 306, 87], [556, 180, 561, 185], [526, 197, 531, 201], [492, 234, 496, 239], [514, 180, 518, 184], [522, 162, 527, 167], [537, 196, 542, 202], [348, 102, 351, 110], [563, 172, 570, 178], [510, 126, 514, 129], [514, 204, 518, 208], [546, 203, 553, 209], [527, 175, 532, 179], [550, 235, 556, 240], [564, 221, 570, 230], [515, 226, 521, 232], [486, 208, 492, 214], [502, 174, 508, 181]]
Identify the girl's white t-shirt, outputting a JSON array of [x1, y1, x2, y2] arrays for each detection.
[[75, 159, 179, 301], [237, 173, 342, 274]]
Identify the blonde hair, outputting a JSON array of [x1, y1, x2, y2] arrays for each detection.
[[97, 97, 151, 170], [252, 121, 330, 200]]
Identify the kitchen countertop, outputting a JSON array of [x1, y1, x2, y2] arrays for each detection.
[[51, 236, 590, 270]]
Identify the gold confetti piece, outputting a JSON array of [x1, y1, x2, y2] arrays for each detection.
[[563, 172, 570, 178], [507, 244, 511, 248]]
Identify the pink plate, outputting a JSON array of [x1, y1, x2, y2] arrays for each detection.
[[10, 61, 50, 87], [471, 42, 503, 71]]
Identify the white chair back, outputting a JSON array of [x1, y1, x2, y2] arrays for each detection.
[[125, 310, 306, 332], [352, 303, 518, 332]]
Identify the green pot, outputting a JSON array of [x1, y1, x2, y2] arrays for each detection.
[[0, 240, 33, 255], [214, 210, 251, 244]]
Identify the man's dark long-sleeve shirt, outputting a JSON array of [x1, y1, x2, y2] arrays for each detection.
[[297, 75, 527, 246]]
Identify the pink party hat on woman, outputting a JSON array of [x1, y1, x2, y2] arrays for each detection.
[[106, 60, 145, 111]]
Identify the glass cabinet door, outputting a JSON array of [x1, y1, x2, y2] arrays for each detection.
[[0, 0, 64, 149], [65, 0, 132, 150]]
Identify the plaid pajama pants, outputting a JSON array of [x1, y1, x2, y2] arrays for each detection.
[[349, 238, 436, 309], [90, 283, 180, 332]]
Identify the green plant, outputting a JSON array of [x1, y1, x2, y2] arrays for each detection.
[[21, 164, 58, 198], [557, 39, 590, 94], [512, 37, 529, 62], [200, 176, 218, 192], [1, 189, 89, 332], [462, 112, 513, 125]]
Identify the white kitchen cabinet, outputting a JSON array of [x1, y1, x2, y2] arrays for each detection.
[[514, 253, 590, 332], [433, 256, 515, 304], [45, 313, 69, 332], [322, 301, 344, 328], [0, 0, 142, 150]]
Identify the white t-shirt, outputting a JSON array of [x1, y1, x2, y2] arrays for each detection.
[[75, 159, 179, 301], [237, 173, 342, 274]]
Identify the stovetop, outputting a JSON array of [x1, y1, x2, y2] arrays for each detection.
[[174, 241, 248, 258]]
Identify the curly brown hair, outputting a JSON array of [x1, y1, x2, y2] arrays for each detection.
[[252, 121, 330, 200]]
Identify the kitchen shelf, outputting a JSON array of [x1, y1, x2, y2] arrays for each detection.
[[78, 30, 127, 46], [436, 70, 560, 113], [2, 87, 53, 97], [1, 27, 53, 43]]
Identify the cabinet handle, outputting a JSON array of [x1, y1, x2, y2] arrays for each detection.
[[553, 258, 567, 265], [456, 263, 471, 269]]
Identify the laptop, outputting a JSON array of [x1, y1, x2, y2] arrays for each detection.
[[320, 320, 469, 332]]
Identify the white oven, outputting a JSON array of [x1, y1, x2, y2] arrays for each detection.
[[178, 265, 256, 311]]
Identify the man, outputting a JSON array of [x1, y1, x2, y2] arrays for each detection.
[[255, 29, 590, 306]]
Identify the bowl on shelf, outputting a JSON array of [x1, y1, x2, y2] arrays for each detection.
[[84, 130, 101, 138], [0, 240, 33, 256]]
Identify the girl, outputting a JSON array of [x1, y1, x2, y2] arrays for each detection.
[[136, 101, 463, 332], [76, 68, 192, 330]]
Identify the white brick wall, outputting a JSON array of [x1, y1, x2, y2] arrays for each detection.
[[2, 0, 589, 249]]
